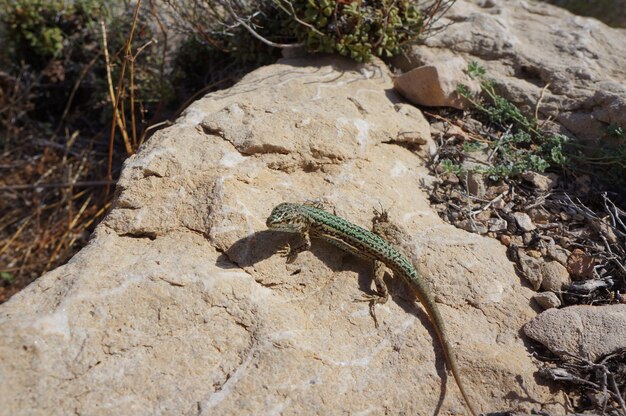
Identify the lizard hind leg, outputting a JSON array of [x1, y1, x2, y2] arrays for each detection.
[[356, 259, 390, 328]]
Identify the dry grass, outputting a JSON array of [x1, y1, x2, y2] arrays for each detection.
[[0, 0, 248, 303], [0, 137, 113, 302], [0, 0, 142, 302]]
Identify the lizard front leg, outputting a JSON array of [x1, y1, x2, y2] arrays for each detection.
[[355, 207, 396, 327], [369, 206, 395, 306], [277, 229, 311, 263]]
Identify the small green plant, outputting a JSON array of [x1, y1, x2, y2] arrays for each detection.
[[467, 60, 486, 78], [440, 159, 463, 175], [462, 141, 484, 153], [0, 272, 15, 286], [290, 0, 423, 62], [454, 62, 569, 180]]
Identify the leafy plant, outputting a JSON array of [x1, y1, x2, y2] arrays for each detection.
[[440, 158, 464, 175], [454, 62, 569, 180], [0, 272, 15, 286], [289, 0, 423, 62], [0, 0, 105, 68]]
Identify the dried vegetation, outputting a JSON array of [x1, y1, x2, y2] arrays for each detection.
[[423, 63, 625, 413]]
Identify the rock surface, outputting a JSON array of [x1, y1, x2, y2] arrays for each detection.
[[393, 0, 626, 142], [0, 57, 566, 415], [524, 304, 626, 362]]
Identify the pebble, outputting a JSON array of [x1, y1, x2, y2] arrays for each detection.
[[547, 244, 570, 266], [466, 172, 486, 197], [488, 218, 507, 232], [528, 208, 551, 223], [513, 212, 536, 232], [518, 250, 543, 290], [521, 171, 557, 191], [540, 261, 571, 291], [532, 292, 561, 309]]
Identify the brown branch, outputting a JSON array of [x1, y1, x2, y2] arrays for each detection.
[[225, 1, 304, 49]]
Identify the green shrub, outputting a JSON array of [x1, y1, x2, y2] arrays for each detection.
[[455, 62, 624, 188], [0, 0, 104, 68], [0, 0, 170, 147], [163, 0, 424, 65], [296, 0, 422, 61], [282, 0, 423, 62], [454, 62, 569, 180]]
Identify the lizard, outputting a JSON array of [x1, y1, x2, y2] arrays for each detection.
[[266, 202, 479, 416]]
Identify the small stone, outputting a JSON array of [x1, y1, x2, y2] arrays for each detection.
[[430, 122, 446, 135], [500, 234, 512, 246], [460, 117, 483, 132], [567, 248, 596, 279], [540, 261, 571, 292], [490, 183, 510, 194], [521, 172, 557, 191], [518, 250, 543, 290], [475, 210, 491, 222], [522, 232, 534, 245], [393, 57, 481, 109], [513, 212, 536, 232], [528, 208, 551, 224], [466, 172, 487, 197], [488, 218, 507, 232], [533, 292, 561, 310], [597, 220, 619, 245], [547, 244, 570, 266], [445, 124, 468, 139], [492, 198, 506, 210], [457, 219, 488, 234], [527, 249, 542, 258]]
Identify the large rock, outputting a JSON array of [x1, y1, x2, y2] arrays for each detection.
[[393, 0, 626, 142], [0, 57, 566, 415], [524, 304, 626, 362]]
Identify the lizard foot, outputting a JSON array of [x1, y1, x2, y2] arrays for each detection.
[[357, 293, 389, 305], [277, 244, 297, 263], [355, 293, 388, 328]]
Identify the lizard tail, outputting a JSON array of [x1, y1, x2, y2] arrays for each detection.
[[412, 277, 480, 416]]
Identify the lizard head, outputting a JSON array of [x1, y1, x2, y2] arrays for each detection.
[[266, 203, 308, 232]]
